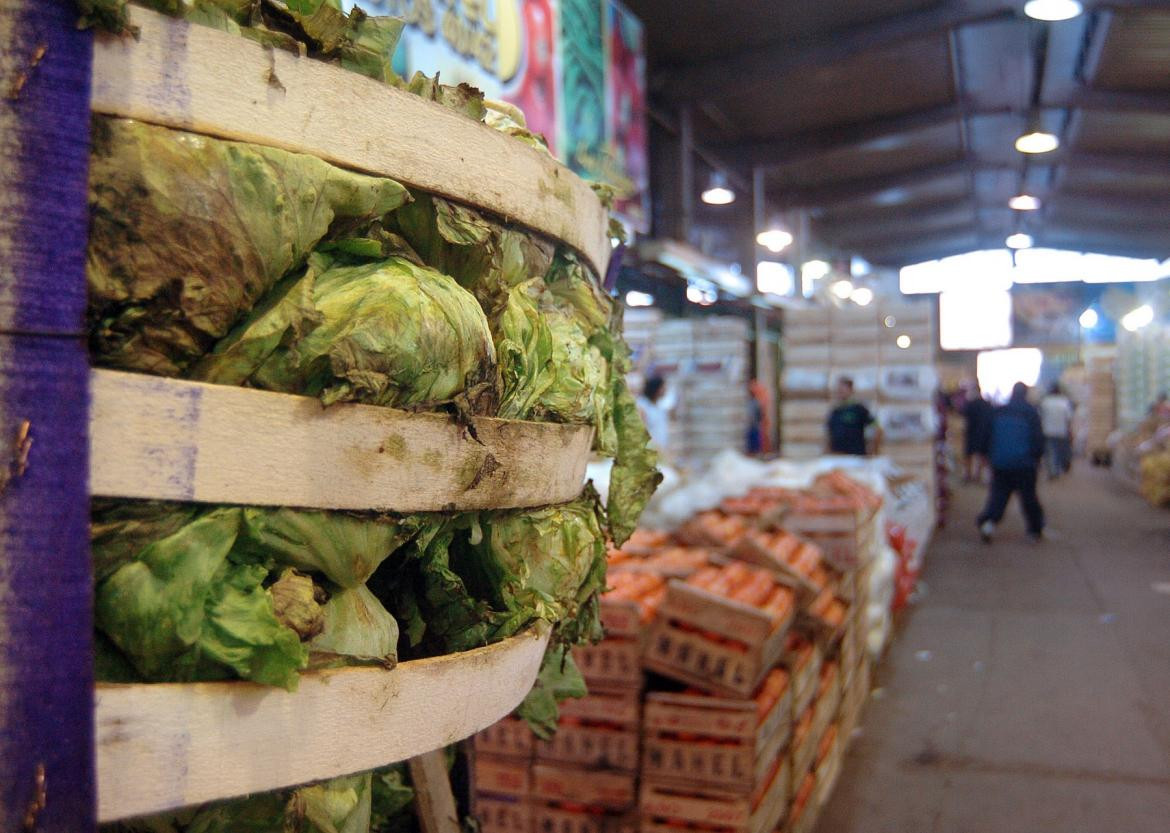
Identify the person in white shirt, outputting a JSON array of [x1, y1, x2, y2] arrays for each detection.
[[1039, 382, 1075, 480], [636, 375, 670, 454]]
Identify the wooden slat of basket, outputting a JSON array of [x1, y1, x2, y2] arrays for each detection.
[[95, 627, 550, 822], [89, 7, 611, 277], [89, 369, 592, 511]]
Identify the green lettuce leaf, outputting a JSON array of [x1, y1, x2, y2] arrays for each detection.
[[88, 117, 409, 375], [95, 509, 309, 689], [309, 585, 399, 664], [515, 644, 587, 739], [192, 254, 498, 410], [234, 507, 417, 588], [370, 766, 415, 833]]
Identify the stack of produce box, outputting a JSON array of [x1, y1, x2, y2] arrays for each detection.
[[647, 317, 752, 466], [780, 301, 940, 497], [640, 557, 798, 833], [474, 471, 884, 833], [1085, 354, 1117, 464]]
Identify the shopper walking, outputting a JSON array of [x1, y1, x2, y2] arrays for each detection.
[[1039, 382, 1075, 480], [636, 374, 671, 453], [961, 383, 993, 484], [826, 376, 881, 456], [977, 382, 1046, 543]]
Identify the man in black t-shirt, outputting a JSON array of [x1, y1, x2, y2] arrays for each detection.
[[826, 377, 880, 456]]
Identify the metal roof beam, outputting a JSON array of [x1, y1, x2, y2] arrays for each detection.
[[654, 1, 1014, 101]]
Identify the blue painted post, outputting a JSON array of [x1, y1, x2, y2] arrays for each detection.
[[0, 0, 95, 830]]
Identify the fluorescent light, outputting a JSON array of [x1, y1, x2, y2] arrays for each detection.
[[701, 172, 735, 205], [756, 228, 793, 253], [1024, 0, 1083, 21], [1015, 131, 1060, 154], [1122, 304, 1154, 332], [757, 261, 795, 296], [883, 315, 897, 328], [896, 335, 912, 349], [625, 291, 654, 308], [830, 280, 855, 300], [1006, 232, 1034, 250], [851, 287, 874, 306], [1009, 194, 1042, 211], [1078, 307, 1099, 329], [802, 260, 831, 282]]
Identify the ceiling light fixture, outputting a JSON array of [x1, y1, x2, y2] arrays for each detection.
[[1015, 131, 1060, 154], [1024, 0, 1083, 21], [851, 287, 875, 306], [756, 227, 794, 253], [1006, 232, 1034, 250], [701, 172, 736, 205], [625, 291, 655, 308], [1009, 194, 1042, 211], [1078, 307, 1099, 329], [830, 280, 855, 300], [896, 335, 913, 349], [1121, 304, 1154, 332]]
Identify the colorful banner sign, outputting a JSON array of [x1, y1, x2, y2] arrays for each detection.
[[349, 0, 650, 231]]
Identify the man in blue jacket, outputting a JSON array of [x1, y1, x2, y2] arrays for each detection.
[[977, 382, 1046, 543]]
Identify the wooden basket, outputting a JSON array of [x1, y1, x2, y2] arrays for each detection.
[[0, 3, 620, 826]]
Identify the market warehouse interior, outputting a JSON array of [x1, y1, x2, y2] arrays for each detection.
[[4, 1, 1170, 832]]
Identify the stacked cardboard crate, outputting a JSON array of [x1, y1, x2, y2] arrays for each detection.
[[475, 471, 885, 833], [781, 302, 939, 494], [647, 317, 751, 466], [1085, 354, 1117, 463]]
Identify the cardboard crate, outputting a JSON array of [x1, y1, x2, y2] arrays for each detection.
[[787, 639, 824, 718], [644, 581, 795, 697], [731, 532, 821, 605], [642, 674, 792, 792], [479, 796, 532, 833], [536, 725, 639, 771], [478, 755, 532, 798], [532, 764, 637, 811], [811, 727, 844, 811], [477, 717, 536, 761], [575, 638, 643, 690], [533, 803, 637, 833], [640, 757, 791, 833], [781, 772, 817, 833], [783, 508, 878, 572], [811, 662, 843, 745], [558, 687, 641, 728], [600, 597, 645, 641]]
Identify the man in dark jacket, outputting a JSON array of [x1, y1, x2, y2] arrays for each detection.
[[977, 382, 1046, 543]]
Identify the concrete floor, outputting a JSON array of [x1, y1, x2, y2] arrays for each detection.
[[816, 465, 1170, 833]]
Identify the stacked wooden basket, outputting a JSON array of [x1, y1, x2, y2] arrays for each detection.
[[0, 3, 627, 830]]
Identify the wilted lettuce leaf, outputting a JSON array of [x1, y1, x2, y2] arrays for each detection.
[[309, 585, 399, 664], [234, 508, 416, 588], [458, 495, 608, 641], [95, 509, 309, 689], [370, 766, 415, 833], [494, 282, 555, 420], [370, 521, 500, 656], [399, 71, 488, 122], [103, 771, 372, 833], [605, 375, 662, 547], [515, 644, 587, 739], [90, 501, 202, 583], [192, 253, 498, 410], [88, 117, 409, 375], [484, 99, 552, 154]]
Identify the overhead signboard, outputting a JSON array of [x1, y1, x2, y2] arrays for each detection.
[[349, 0, 649, 232]]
